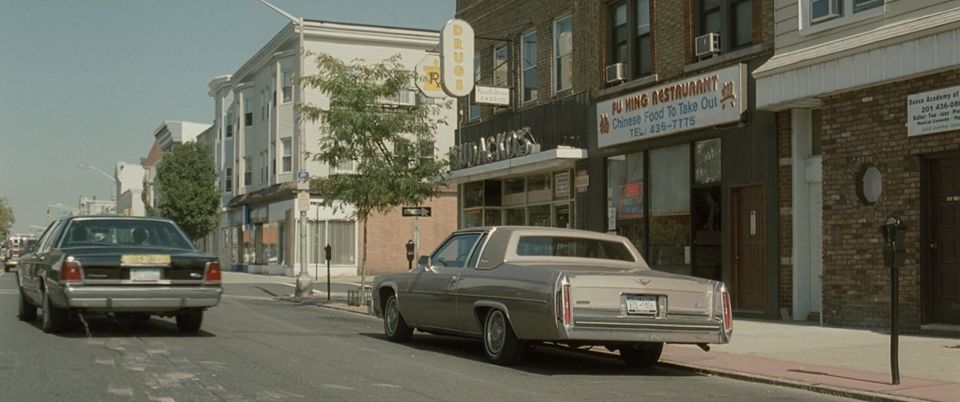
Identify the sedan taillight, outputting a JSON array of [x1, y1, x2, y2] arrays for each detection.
[[61, 258, 83, 283], [562, 282, 572, 327], [721, 288, 733, 331], [204, 261, 222, 284]]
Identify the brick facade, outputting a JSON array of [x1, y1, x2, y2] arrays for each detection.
[[820, 68, 960, 329], [362, 189, 459, 275]]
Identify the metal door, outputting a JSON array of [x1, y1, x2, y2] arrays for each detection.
[[731, 185, 767, 313]]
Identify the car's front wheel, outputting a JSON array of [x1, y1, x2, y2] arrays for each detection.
[[619, 342, 664, 369], [383, 295, 413, 342], [482, 309, 524, 365], [176, 310, 203, 334], [17, 286, 37, 322], [41, 289, 68, 333]]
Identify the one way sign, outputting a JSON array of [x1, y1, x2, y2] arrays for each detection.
[[401, 207, 432, 217]]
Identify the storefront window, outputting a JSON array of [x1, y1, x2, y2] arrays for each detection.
[[484, 209, 501, 226], [554, 203, 571, 228], [504, 178, 525, 195], [242, 226, 255, 264], [506, 208, 525, 225], [529, 204, 551, 226], [649, 144, 691, 275], [464, 209, 483, 228], [261, 223, 279, 264], [328, 221, 355, 265], [695, 138, 721, 185], [528, 175, 550, 191], [607, 152, 646, 253], [307, 221, 325, 264], [463, 182, 484, 208]]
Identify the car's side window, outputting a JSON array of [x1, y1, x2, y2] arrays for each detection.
[[431, 233, 482, 268], [35, 221, 63, 253]]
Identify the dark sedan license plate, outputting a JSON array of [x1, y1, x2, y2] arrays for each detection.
[[625, 295, 658, 315], [130, 268, 161, 282]]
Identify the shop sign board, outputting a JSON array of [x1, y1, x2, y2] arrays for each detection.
[[554, 171, 571, 199], [906, 85, 960, 136], [452, 127, 539, 169], [415, 53, 446, 99], [596, 64, 746, 148], [575, 170, 589, 193], [474, 85, 510, 106], [440, 19, 475, 98]]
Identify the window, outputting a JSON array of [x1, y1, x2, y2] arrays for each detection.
[[225, 167, 232, 192], [608, 1, 652, 80], [418, 140, 435, 166], [607, 152, 645, 252], [804, 0, 882, 31], [521, 31, 538, 103], [649, 144, 691, 274], [493, 45, 509, 112], [244, 157, 252, 186], [244, 112, 253, 126], [553, 15, 573, 92], [695, 0, 753, 53], [516, 236, 634, 262], [281, 137, 292, 172], [282, 70, 293, 103], [431, 233, 483, 268], [225, 111, 234, 138], [694, 138, 721, 185], [328, 221, 355, 265], [469, 53, 481, 120]]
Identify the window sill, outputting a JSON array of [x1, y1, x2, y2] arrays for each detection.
[[597, 74, 659, 98], [684, 44, 765, 74]]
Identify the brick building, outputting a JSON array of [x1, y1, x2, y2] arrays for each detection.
[[452, 1, 783, 319], [756, 1, 960, 330]]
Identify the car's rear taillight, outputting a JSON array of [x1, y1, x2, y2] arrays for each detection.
[[721, 288, 733, 331], [60, 258, 83, 283], [562, 282, 572, 327], [204, 261, 221, 284]]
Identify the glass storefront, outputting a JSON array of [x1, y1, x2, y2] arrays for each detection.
[[461, 169, 575, 228], [606, 139, 721, 279]]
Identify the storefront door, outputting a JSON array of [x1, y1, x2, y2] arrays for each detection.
[[930, 159, 960, 325], [731, 184, 766, 313]]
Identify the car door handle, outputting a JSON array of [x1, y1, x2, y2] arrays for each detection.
[[447, 277, 458, 289]]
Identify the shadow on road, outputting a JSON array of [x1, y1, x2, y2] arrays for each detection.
[[360, 332, 699, 377], [23, 314, 215, 339]]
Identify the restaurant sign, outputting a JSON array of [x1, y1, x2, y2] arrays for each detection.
[[596, 64, 746, 148]]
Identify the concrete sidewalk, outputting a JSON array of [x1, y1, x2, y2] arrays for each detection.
[[224, 272, 960, 401]]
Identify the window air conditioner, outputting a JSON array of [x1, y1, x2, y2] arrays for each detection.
[[695, 33, 721, 57], [605, 63, 626, 84]]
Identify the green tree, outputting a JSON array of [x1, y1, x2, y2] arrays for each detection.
[[0, 196, 14, 240], [155, 142, 219, 241], [301, 53, 450, 301]]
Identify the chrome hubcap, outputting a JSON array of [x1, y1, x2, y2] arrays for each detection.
[[485, 312, 505, 355], [385, 299, 399, 335]]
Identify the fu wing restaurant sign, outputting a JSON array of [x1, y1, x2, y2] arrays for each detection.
[[596, 64, 746, 148]]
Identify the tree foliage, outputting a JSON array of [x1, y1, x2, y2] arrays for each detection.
[[0, 196, 14, 240], [300, 53, 450, 296], [154, 142, 219, 241]]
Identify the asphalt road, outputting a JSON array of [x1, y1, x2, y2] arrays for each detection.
[[0, 271, 852, 401]]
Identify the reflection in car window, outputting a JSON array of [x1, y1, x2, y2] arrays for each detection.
[[60, 219, 193, 250], [516, 236, 635, 262], [431, 233, 482, 268]]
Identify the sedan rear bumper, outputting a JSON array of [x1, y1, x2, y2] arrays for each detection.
[[566, 321, 729, 344], [63, 286, 222, 313]]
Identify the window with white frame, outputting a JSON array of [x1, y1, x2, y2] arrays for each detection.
[[244, 157, 252, 186], [281, 137, 292, 172], [803, 0, 883, 31], [554, 16, 573, 92], [469, 53, 481, 120], [521, 31, 538, 103], [282, 70, 293, 103], [225, 167, 232, 192], [226, 110, 234, 138]]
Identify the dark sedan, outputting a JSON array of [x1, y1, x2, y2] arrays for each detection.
[[15, 216, 222, 334]]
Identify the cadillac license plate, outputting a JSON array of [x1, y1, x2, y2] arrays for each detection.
[[625, 295, 658, 315], [130, 268, 161, 282]]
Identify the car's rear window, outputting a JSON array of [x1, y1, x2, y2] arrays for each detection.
[[516, 236, 634, 262], [60, 219, 193, 250]]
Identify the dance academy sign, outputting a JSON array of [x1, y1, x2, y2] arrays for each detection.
[[596, 64, 746, 148]]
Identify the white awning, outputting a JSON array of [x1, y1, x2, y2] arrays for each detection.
[[444, 146, 587, 184], [754, 7, 960, 110]]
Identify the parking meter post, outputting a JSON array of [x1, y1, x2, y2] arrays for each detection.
[[881, 216, 903, 385], [405, 240, 415, 271], [324, 243, 332, 301]]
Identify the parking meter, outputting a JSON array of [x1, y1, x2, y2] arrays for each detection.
[[324, 244, 332, 301], [405, 240, 415, 270], [881, 217, 905, 269], [880, 216, 904, 385]]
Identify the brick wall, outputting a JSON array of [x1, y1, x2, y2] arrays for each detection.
[[777, 110, 793, 313], [362, 188, 459, 275], [821, 68, 960, 329]]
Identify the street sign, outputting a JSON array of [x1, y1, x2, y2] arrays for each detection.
[[401, 207, 432, 217], [297, 170, 309, 181]]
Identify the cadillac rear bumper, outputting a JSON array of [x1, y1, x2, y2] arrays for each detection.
[[564, 319, 731, 344]]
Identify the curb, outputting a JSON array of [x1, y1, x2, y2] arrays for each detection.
[[278, 296, 376, 318], [656, 361, 923, 402]]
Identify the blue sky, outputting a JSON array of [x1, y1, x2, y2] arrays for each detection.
[[0, 0, 454, 234]]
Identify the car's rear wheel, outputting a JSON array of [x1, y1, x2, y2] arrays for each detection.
[[482, 309, 524, 365], [41, 289, 68, 333], [619, 342, 664, 369], [17, 286, 37, 322], [176, 310, 203, 334], [383, 295, 413, 342]]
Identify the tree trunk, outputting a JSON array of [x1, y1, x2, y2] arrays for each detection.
[[360, 214, 368, 306]]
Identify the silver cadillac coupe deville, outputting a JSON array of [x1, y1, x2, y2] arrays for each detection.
[[372, 226, 733, 368]]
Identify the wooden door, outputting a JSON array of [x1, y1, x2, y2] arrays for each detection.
[[731, 185, 767, 313], [931, 159, 960, 324]]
